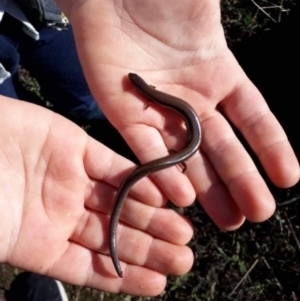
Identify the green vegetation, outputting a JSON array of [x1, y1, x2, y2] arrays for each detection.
[[222, 0, 296, 45], [0, 1, 299, 300]]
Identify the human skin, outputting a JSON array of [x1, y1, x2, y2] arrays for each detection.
[[57, 0, 299, 227], [1, 0, 299, 296], [0, 95, 193, 295]]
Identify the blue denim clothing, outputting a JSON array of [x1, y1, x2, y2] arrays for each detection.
[[0, 12, 104, 120]]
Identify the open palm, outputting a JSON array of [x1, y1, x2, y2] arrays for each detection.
[[0, 97, 193, 295], [62, 0, 299, 229]]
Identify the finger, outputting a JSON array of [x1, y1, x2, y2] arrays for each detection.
[[186, 151, 246, 230], [198, 112, 276, 223], [73, 197, 193, 251], [84, 137, 165, 207], [47, 243, 167, 296], [67, 214, 193, 282], [118, 196, 193, 245], [108, 225, 193, 277], [122, 123, 197, 207], [221, 77, 300, 187]]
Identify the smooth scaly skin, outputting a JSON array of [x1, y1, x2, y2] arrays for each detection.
[[109, 73, 202, 277]]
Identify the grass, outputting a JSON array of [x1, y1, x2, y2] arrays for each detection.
[[0, 1, 299, 300], [222, 0, 296, 45]]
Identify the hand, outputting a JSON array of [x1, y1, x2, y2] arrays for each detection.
[[0, 96, 193, 296], [59, 0, 299, 229]]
